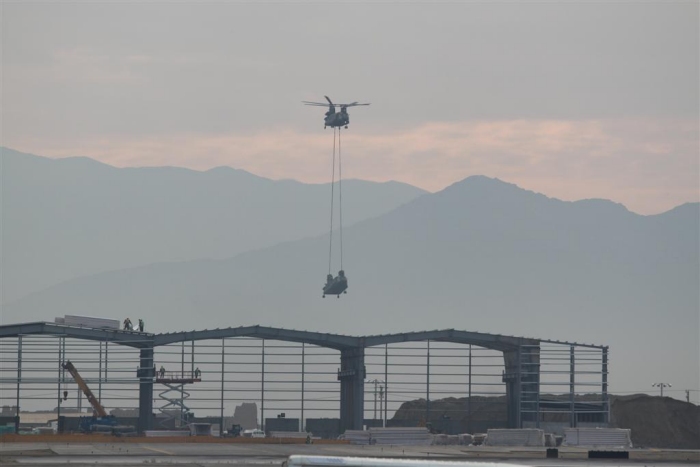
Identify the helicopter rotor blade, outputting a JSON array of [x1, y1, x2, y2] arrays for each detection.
[[302, 98, 369, 107]]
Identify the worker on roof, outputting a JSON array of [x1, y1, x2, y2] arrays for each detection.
[[138, 319, 144, 332], [123, 318, 132, 331]]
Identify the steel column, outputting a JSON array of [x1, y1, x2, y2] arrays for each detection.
[[426, 340, 430, 422], [15, 336, 22, 433], [98, 341, 102, 403], [468, 344, 472, 433], [57, 337, 63, 427], [384, 344, 388, 427], [137, 347, 155, 433], [602, 347, 609, 424], [570, 345, 576, 427], [516, 346, 522, 428], [301, 342, 305, 431], [180, 342, 185, 424], [261, 339, 265, 431], [338, 346, 365, 432], [220, 338, 225, 436]]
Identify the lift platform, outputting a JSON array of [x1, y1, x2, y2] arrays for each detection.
[[156, 370, 202, 384], [156, 371, 201, 428]]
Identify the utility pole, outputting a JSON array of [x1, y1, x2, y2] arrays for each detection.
[[373, 380, 377, 420], [368, 379, 384, 423], [686, 390, 690, 403], [652, 382, 671, 397], [379, 384, 384, 427]]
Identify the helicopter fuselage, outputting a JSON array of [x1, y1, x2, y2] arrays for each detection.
[[324, 110, 350, 129], [303, 97, 367, 128]]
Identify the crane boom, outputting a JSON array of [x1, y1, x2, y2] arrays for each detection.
[[62, 360, 108, 418]]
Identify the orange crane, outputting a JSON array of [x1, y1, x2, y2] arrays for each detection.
[[62, 360, 108, 417], [62, 360, 116, 430]]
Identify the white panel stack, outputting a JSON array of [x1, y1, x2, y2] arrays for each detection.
[[269, 431, 312, 439], [369, 427, 432, 446], [345, 430, 371, 445], [459, 433, 474, 445], [564, 428, 632, 448], [484, 429, 545, 446], [189, 423, 212, 436], [56, 315, 120, 330], [431, 434, 460, 445], [144, 430, 190, 437]]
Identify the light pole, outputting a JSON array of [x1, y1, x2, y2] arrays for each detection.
[[368, 379, 385, 423], [379, 384, 385, 427], [652, 382, 671, 397]]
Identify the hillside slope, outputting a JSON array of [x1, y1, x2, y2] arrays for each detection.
[[0, 147, 425, 302], [5, 176, 698, 395], [393, 394, 700, 449]]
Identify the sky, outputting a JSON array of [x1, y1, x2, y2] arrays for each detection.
[[2, 1, 699, 214]]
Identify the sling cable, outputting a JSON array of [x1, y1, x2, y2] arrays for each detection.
[[323, 128, 348, 298]]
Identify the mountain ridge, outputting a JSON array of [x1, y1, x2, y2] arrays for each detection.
[[0, 146, 427, 302]]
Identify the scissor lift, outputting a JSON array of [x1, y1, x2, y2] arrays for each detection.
[[155, 370, 201, 428]]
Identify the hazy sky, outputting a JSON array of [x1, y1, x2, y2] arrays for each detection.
[[2, 1, 698, 214]]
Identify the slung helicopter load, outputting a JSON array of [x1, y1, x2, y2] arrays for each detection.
[[303, 96, 369, 298], [303, 96, 370, 129]]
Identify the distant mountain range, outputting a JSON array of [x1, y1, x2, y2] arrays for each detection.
[[0, 147, 425, 302], [2, 147, 698, 398]]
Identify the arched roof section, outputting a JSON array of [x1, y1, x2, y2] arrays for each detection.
[[361, 329, 539, 352], [0, 322, 603, 350], [153, 325, 359, 350], [0, 322, 153, 348]]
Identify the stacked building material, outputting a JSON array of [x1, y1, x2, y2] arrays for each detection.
[[564, 428, 632, 448], [369, 427, 432, 445], [431, 434, 460, 445], [269, 431, 312, 439], [484, 428, 545, 446], [545, 433, 557, 447], [344, 430, 371, 445], [459, 433, 474, 445], [144, 430, 190, 437], [55, 315, 120, 330]]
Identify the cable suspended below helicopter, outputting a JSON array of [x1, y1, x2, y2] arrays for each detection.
[[322, 127, 348, 298], [303, 96, 370, 129], [304, 96, 368, 298]]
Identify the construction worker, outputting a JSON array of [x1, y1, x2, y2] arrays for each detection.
[[194, 367, 201, 379], [138, 319, 144, 332], [159, 365, 165, 379], [123, 318, 132, 331]]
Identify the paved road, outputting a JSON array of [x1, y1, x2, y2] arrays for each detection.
[[1, 443, 697, 466]]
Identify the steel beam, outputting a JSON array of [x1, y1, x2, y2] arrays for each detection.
[[338, 346, 365, 432]]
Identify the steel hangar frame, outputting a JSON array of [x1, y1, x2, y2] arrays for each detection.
[[0, 322, 609, 434]]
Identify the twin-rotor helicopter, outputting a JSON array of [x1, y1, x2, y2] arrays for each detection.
[[303, 95, 369, 298], [303, 96, 370, 129]]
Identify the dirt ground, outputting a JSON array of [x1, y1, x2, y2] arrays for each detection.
[[610, 394, 699, 449], [393, 394, 699, 449]]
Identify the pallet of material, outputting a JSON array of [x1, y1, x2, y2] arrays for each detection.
[[485, 428, 545, 446], [269, 431, 313, 439], [369, 427, 432, 446], [55, 315, 120, 330], [563, 428, 632, 448]]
